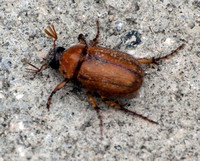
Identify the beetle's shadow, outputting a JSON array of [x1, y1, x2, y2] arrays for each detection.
[[69, 81, 89, 102]]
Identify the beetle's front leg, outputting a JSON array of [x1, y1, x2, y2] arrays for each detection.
[[86, 90, 103, 137], [137, 43, 185, 64], [89, 20, 100, 47], [26, 61, 48, 73], [100, 96, 158, 124], [47, 79, 69, 111]]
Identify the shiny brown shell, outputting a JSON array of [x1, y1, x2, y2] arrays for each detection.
[[59, 45, 144, 97]]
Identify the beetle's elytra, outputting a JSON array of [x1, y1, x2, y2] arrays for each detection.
[[27, 21, 185, 136]]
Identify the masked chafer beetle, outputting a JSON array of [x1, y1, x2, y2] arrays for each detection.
[[27, 21, 185, 136]]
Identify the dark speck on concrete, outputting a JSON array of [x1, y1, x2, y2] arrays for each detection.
[[124, 30, 141, 48]]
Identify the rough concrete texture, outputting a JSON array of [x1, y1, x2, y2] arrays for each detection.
[[0, 0, 200, 160]]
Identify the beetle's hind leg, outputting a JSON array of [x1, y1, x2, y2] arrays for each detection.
[[86, 90, 103, 138], [44, 24, 58, 49], [137, 44, 185, 64], [100, 96, 158, 124]]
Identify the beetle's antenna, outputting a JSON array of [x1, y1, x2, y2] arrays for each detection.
[[44, 24, 58, 49]]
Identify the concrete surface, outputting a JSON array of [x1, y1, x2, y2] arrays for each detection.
[[0, 0, 200, 160]]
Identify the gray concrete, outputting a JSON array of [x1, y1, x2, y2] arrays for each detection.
[[0, 0, 199, 160]]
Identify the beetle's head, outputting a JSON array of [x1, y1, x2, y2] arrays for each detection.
[[48, 47, 65, 69]]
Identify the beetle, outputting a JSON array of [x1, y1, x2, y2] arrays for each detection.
[[27, 21, 185, 136]]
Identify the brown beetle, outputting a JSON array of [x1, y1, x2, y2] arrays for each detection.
[[27, 21, 185, 136]]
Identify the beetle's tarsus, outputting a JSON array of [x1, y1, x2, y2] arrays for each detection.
[[26, 62, 48, 73], [89, 20, 100, 47], [101, 96, 158, 124], [154, 43, 185, 62], [137, 43, 185, 64], [120, 107, 159, 124], [47, 102, 50, 111], [95, 107, 103, 138], [86, 90, 103, 137]]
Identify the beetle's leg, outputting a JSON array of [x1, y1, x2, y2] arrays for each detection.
[[47, 79, 69, 111], [26, 62, 48, 73], [101, 96, 158, 124], [137, 44, 185, 64], [86, 90, 103, 137], [89, 20, 100, 47], [44, 24, 58, 49]]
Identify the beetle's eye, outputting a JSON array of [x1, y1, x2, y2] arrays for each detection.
[[55, 47, 65, 53], [49, 47, 65, 69]]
